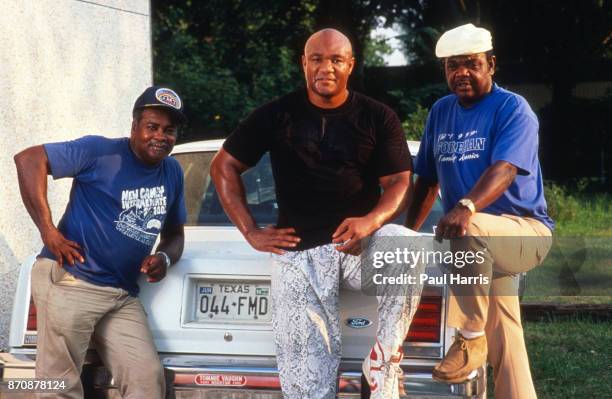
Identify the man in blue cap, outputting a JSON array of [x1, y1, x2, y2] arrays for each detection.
[[14, 86, 187, 398]]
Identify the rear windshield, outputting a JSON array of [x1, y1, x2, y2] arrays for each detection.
[[173, 151, 443, 234]]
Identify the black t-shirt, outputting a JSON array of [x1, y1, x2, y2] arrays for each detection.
[[223, 89, 412, 250]]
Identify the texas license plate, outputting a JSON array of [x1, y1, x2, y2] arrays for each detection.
[[196, 281, 271, 322]]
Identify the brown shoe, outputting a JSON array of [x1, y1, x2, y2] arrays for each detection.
[[432, 333, 487, 383]]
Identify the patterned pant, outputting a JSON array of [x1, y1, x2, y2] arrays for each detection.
[[271, 224, 425, 399]]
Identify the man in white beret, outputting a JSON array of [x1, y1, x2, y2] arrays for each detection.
[[406, 23, 554, 399]]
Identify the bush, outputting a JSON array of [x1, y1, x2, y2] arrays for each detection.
[[544, 182, 580, 223], [388, 83, 447, 141], [403, 104, 428, 141]]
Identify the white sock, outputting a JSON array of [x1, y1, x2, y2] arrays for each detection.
[[459, 329, 485, 339]]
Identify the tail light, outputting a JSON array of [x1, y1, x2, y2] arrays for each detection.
[[405, 295, 442, 343], [27, 296, 37, 331], [23, 296, 38, 346]]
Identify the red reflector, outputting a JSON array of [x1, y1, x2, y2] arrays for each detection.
[[407, 330, 440, 341], [27, 297, 37, 331], [416, 303, 440, 312], [411, 316, 440, 326], [406, 296, 442, 343]]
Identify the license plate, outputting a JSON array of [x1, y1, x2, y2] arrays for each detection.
[[196, 281, 271, 322]]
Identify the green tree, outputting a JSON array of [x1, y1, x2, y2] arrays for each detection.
[[402, 104, 429, 140], [153, 0, 317, 139], [363, 33, 394, 67], [152, 1, 442, 140]]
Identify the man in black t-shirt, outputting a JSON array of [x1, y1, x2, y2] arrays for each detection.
[[211, 29, 424, 399]]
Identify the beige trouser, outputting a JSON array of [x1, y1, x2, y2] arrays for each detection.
[[446, 213, 552, 399], [30, 258, 164, 399]]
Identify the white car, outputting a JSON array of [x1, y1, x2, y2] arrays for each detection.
[[1, 140, 487, 398]]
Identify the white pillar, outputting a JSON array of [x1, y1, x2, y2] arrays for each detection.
[[0, 0, 152, 350]]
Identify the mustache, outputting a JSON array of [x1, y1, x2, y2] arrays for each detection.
[[453, 79, 471, 85]]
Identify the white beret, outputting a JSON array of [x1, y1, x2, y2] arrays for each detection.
[[435, 23, 493, 58]]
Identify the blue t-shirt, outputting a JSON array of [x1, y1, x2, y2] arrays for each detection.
[[414, 84, 554, 231], [40, 135, 187, 295]]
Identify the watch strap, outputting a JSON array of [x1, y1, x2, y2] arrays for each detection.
[[156, 251, 171, 268]]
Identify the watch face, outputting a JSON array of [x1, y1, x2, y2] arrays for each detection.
[[459, 199, 475, 213]]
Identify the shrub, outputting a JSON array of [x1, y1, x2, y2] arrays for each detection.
[[403, 104, 429, 141], [544, 182, 580, 223]]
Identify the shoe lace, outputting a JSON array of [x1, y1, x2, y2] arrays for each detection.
[[385, 359, 403, 373], [456, 335, 468, 351]]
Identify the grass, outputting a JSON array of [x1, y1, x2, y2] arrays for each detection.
[[527, 318, 611, 398], [554, 195, 612, 237], [485, 318, 612, 398], [522, 296, 612, 305], [523, 188, 611, 305], [521, 236, 611, 301], [546, 185, 611, 237]]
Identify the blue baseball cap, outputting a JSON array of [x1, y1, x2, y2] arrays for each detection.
[[133, 86, 187, 123]]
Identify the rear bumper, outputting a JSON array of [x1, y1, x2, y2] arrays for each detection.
[[1, 351, 485, 398], [0, 352, 36, 379], [161, 355, 486, 398]]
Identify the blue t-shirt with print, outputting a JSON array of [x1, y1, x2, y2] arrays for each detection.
[[40, 135, 187, 295], [414, 84, 554, 231]]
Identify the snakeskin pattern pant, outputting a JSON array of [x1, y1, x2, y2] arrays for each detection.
[[271, 224, 426, 399]]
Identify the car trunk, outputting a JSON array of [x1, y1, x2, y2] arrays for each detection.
[[139, 227, 446, 365]]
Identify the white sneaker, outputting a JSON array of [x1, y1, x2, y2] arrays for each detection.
[[362, 341, 404, 399]]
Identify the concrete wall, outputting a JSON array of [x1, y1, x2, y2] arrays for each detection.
[[0, 0, 152, 350]]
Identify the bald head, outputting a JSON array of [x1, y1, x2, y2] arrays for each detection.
[[304, 29, 353, 57], [301, 29, 355, 108]]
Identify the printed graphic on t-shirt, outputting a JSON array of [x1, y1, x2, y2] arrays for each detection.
[[115, 186, 167, 246], [435, 130, 486, 163]]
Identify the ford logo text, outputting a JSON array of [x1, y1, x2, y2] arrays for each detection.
[[346, 317, 372, 329]]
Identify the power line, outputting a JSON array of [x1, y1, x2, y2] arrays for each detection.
[[73, 0, 149, 17]]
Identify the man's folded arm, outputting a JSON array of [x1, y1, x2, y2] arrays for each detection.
[[210, 148, 300, 254], [14, 145, 54, 234], [14, 145, 83, 265], [156, 222, 185, 265], [367, 170, 413, 229], [210, 148, 258, 236], [434, 161, 518, 240], [332, 170, 411, 254], [405, 175, 439, 231], [462, 160, 517, 210]]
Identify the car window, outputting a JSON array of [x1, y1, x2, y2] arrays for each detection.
[[173, 151, 443, 233], [174, 152, 277, 226]]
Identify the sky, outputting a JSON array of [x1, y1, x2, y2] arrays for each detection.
[[372, 23, 408, 66]]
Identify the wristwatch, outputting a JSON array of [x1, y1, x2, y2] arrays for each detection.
[[156, 251, 171, 268], [458, 198, 476, 214]]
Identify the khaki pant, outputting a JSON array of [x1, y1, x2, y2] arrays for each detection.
[[30, 258, 164, 399], [447, 213, 552, 399]]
